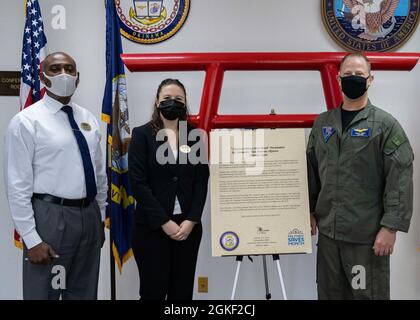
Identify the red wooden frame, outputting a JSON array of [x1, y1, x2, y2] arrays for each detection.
[[121, 52, 420, 132]]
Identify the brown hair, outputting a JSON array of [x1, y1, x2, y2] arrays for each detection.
[[339, 53, 371, 74], [150, 78, 193, 134]]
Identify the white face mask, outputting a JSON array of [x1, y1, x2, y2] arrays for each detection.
[[43, 72, 78, 97]]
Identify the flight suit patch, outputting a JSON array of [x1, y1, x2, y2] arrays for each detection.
[[322, 126, 335, 143], [351, 128, 371, 137], [391, 134, 405, 147]]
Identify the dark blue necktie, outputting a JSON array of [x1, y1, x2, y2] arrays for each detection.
[[62, 105, 97, 200]]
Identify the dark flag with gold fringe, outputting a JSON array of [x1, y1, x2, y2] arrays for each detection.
[[102, 0, 135, 272]]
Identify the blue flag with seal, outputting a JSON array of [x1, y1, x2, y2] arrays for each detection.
[[102, 0, 135, 272]]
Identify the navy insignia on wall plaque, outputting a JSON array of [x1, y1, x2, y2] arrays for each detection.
[[322, 0, 420, 52], [116, 0, 190, 44]]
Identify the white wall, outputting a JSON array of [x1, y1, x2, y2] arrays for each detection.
[[0, 0, 419, 300]]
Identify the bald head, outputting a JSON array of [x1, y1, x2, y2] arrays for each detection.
[[41, 52, 77, 75]]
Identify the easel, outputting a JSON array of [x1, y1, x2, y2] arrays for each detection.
[[228, 126, 287, 301], [230, 254, 287, 300]]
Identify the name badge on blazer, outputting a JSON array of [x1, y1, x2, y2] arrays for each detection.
[[179, 145, 191, 153], [80, 122, 92, 131], [351, 128, 371, 137]]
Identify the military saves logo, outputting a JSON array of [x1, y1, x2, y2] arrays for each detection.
[[322, 0, 420, 51], [115, 0, 190, 44], [288, 228, 305, 246]]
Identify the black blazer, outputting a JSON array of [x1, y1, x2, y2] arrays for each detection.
[[128, 122, 209, 230]]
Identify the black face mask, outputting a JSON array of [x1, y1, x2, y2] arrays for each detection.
[[340, 75, 369, 100], [158, 99, 186, 121]]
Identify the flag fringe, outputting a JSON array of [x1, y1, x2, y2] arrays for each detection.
[[112, 242, 133, 274]]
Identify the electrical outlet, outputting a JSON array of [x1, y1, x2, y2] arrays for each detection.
[[198, 277, 208, 293]]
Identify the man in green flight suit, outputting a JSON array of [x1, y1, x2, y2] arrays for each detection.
[[307, 52, 414, 300]]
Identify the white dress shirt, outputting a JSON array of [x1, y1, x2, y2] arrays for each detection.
[[4, 94, 108, 249], [171, 146, 182, 215]]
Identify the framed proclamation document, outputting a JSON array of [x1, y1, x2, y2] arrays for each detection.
[[210, 128, 312, 256]]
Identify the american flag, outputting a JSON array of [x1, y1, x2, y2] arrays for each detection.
[[15, 0, 48, 249], [19, 0, 48, 110]]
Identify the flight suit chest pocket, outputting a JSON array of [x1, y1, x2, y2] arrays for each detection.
[[350, 138, 370, 154], [348, 125, 381, 155], [348, 128, 382, 189]]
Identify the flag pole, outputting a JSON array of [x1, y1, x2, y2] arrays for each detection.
[[107, 143, 116, 300], [109, 222, 116, 300]]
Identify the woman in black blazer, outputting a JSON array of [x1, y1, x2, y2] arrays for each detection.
[[128, 79, 209, 300]]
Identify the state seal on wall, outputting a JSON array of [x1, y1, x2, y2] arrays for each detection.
[[115, 0, 190, 44], [322, 0, 420, 51]]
